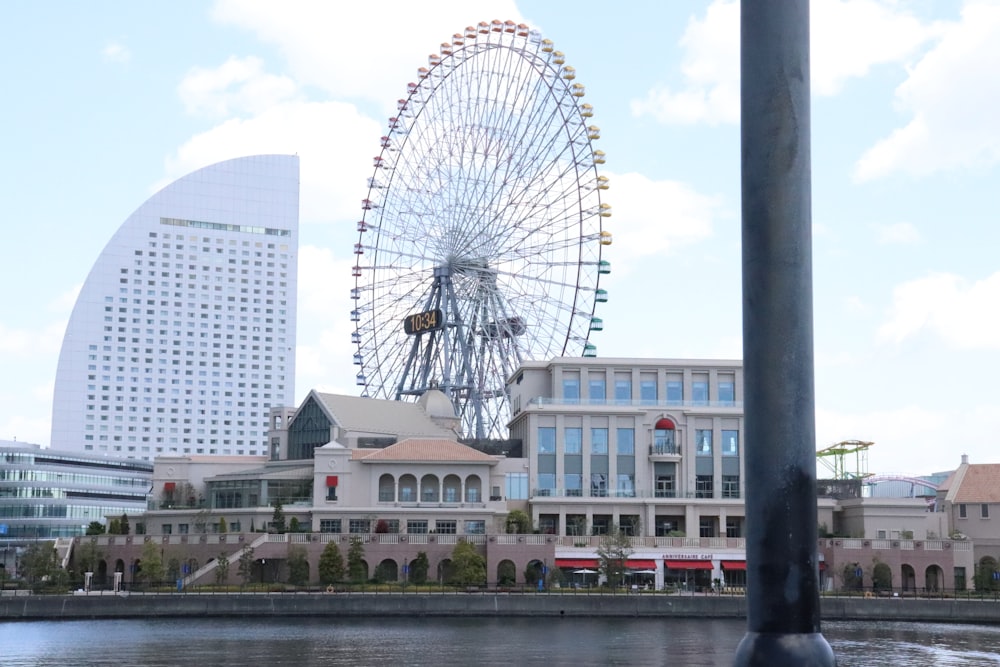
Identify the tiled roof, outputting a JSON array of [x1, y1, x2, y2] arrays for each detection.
[[951, 464, 1000, 503], [358, 438, 498, 464], [312, 392, 456, 439]]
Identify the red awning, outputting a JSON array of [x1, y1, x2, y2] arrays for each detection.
[[556, 558, 598, 569], [163, 482, 176, 491], [721, 560, 746, 571], [655, 418, 675, 430], [627, 559, 657, 569], [664, 560, 713, 570], [326, 475, 338, 487]]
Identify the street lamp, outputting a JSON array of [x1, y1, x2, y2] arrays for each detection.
[[260, 558, 266, 586]]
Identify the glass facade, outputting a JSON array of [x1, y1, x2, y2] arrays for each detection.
[[0, 443, 152, 541]]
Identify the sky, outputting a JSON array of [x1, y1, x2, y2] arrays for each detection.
[[2, 1, 999, 477]]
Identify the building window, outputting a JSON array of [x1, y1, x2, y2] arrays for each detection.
[[465, 520, 486, 534], [563, 377, 580, 404], [407, 519, 428, 534], [666, 380, 683, 405], [699, 517, 715, 538], [538, 427, 556, 454], [654, 419, 677, 454], [506, 472, 528, 499], [591, 428, 608, 454], [614, 378, 631, 404], [588, 377, 606, 403], [617, 474, 635, 497], [616, 428, 634, 455], [983, 504, 990, 519], [537, 473, 555, 496], [718, 378, 736, 406], [178, 523, 189, 534], [959, 503, 967, 519], [435, 520, 457, 534], [319, 519, 341, 533], [656, 475, 675, 498], [722, 430, 739, 456], [349, 519, 370, 533], [722, 475, 740, 498], [564, 427, 582, 454], [327, 486, 338, 501], [162, 524, 172, 534], [591, 473, 608, 497], [565, 473, 583, 496], [640, 379, 657, 405], [692, 378, 709, 406], [696, 430, 713, 455], [696, 475, 713, 498], [726, 518, 742, 538]]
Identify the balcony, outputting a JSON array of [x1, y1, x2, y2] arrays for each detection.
[[649, 443, 681, 458]]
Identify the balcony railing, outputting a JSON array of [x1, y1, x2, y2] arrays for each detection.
[[649, 444, 681, 456], [529, 397, 743, 410]]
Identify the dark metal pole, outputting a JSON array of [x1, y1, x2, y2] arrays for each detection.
[[735, 2, 835, 665]]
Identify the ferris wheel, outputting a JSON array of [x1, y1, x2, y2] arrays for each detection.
[[351, 20, 612, 440]]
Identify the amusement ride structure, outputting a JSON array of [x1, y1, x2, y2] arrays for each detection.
[[351, 21, 611, 439]]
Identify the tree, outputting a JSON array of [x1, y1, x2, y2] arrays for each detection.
[[271, 500, 286, 534], [347, 537, 366, 583], [872, 560, 892, 591], [450, 540, 486, 587], [136, 540, 164, 587], [120, 513, 131, 536], [218, 517, 228, 534], [74, 541, 104, 579], [374, 519, 389, 533], [409, 551, 429, 585], [107, 518, 122, 535], [289, 517, 301, 533], [237, 544, 256, 586], [596, 525, 632, 588], [505, 509, 531, 534], [318, 542, 346, 585], [287, 546, 309, 586], [19, 541, 59, 587], [85, 521, 106, 536], [214, 553, 229, 586]]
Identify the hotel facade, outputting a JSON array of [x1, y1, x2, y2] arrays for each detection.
[[50, 155, 299, 461]]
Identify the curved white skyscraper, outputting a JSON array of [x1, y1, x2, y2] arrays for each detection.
[[51, 155, 299, 460]]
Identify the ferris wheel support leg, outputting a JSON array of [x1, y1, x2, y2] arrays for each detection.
[[735, 2, 835, 666]]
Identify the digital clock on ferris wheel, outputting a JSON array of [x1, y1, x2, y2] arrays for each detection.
[[403, 308, 444, 335]]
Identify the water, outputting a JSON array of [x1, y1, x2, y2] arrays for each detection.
[[1, 617, 998, 666]]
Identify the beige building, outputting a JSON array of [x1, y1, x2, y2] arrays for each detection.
[[108, 358, 978, 592]]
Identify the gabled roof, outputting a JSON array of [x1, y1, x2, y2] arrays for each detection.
[[356, 438, 498, 465], [311, 392, 456, 440], [949, 464, 1000, 503]]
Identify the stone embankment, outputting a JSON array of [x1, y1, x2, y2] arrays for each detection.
[[2, 593, 1000, 624]]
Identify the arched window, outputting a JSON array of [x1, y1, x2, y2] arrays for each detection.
[[654, 418, 676, 454]]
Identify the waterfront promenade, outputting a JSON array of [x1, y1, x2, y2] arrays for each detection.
[[3, 592, 1000, 624]]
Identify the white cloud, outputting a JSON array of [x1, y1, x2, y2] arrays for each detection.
[[631, 0, 941, 125], [162, 100, 381, 224], [877, 271, 1000, 348], [630, 0, 739, 125], [855, 2, 1000, 181], [178, 56, 299, 117], [211, 0, 524, 111], [601, 171, 721, 267], [102, 42, 131, 64], [875, 221, 922, 245]]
